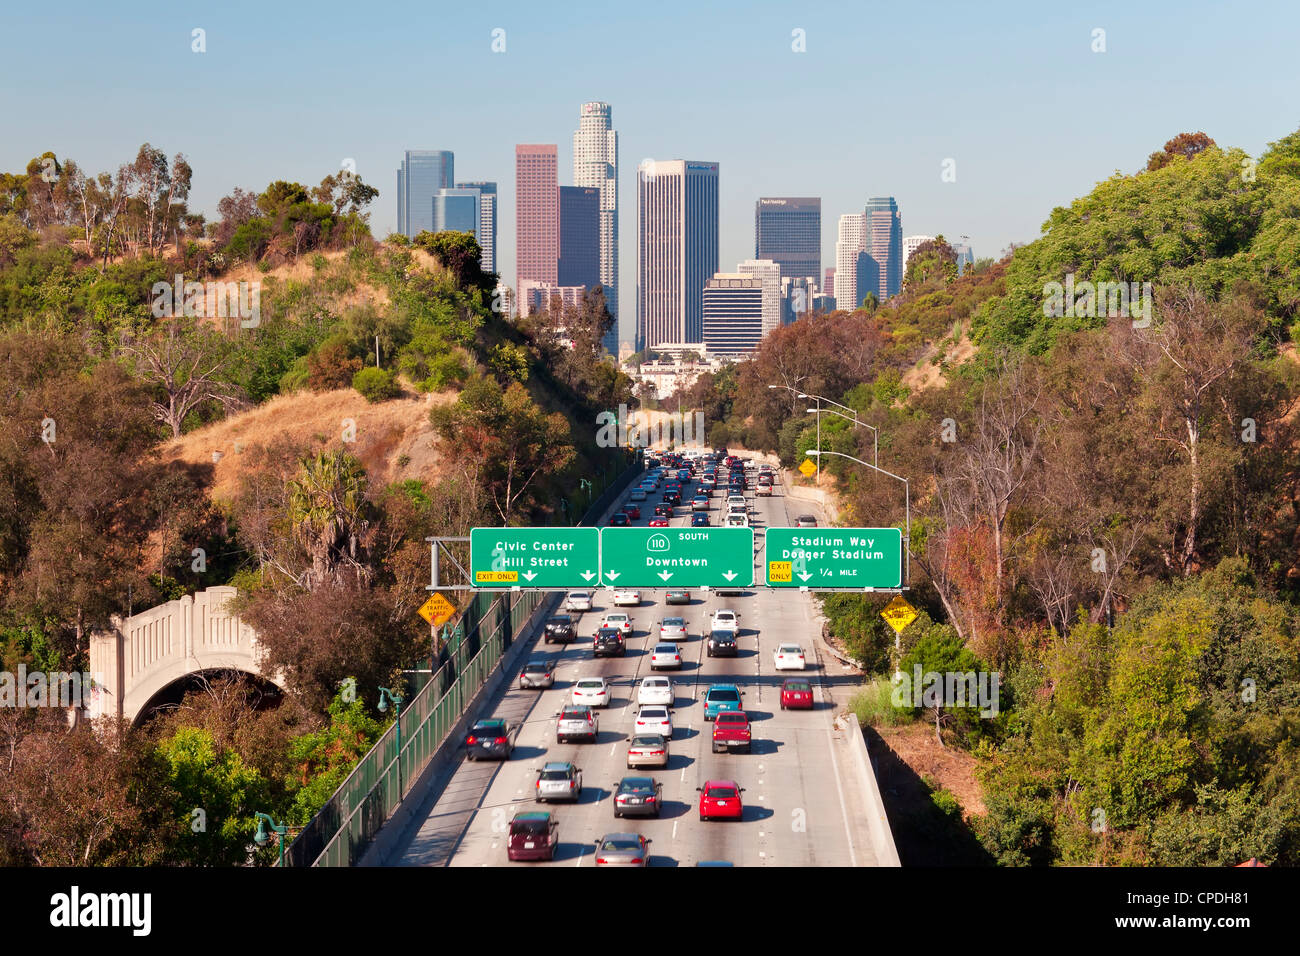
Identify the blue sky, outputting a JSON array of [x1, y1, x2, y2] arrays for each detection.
[[3, 0, 1298, 344]]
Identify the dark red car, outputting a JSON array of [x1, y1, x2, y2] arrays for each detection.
[[780, 678, 814, 710], [624, 504, 641, 520], [697, 780, 745, 821], [711, 710, 752, 753], [506, 812, 559, 861]]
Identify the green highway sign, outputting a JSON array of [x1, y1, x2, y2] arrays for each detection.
[[764, 527, 902, 588], [599, 527, 754, 589], [469, 527, 601, 589]]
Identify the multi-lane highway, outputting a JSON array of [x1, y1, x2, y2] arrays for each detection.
[[384, 458, 888, 866]]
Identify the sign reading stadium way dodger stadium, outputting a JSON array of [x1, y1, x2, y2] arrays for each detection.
[[599, 527, 754, 589], [469, 528, 600, 588], [764, 527, 903, 588]]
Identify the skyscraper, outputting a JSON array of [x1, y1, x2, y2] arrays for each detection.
[[397, 150, 454, 239], [824, 267, 835, 298], [902, 235, 936, 275], [433, 187, 480, 234], [637, 160, 719, 350], [558, 185, 601, 291], [515, 144, 558, 302], [457, 181, 497, 274], [703, 275, 764, 356], [834, 212, 865, 312], [754, 198, 820, 283], [736, 259, 782, 336], [573, 102, 619, 353], [864, 197, 903, 299]]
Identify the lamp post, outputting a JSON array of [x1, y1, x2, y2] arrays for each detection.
[[254, 812, 289, 868], [768, 383, 879, 474], [378, 686, 405, 799]]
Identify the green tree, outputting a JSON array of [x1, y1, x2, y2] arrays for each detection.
[[157, 726, 268, 866]]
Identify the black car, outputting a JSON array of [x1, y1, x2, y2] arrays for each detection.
[[544, 615, 577, 643], [466, 718, 513, 761], [663, 492, 681, 506], [706, 629, 738, 658], [665, 590, 690, 605], [609, 512, 629, 526], [593, 627, 626, 658], [653, 503, 672, 517], [613, 776, 665, 819]]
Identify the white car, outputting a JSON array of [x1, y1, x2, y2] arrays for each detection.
[[710, 609, 740, 632], [634, 705, 673, 738], [612, 589, 641, 607], [773, 643, 807, 670], [637, 676, 674, 706], [649, 643, 683, 670], [629, 488, 647, 502], [572, 677, 610, 708], [602, 612, 633, 636], [726, 495, 746, 510], [565, 591, 593, 612], [724, 513, 749, 528]]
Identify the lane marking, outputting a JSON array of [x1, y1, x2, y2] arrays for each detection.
[[672, 820, 678, 840]]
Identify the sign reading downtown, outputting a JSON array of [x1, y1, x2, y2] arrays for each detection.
[[469, 528, 600, 589], [764, 527, 902, 588], [599, 527, 754, 589]]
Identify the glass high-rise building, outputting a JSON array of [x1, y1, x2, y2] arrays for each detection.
[[457, 181, 497, 274], [573, 102, 619, 353], [397, 150, 454, 239], [754, 197, 820, 283], [516, 144, 559, 303], [703, 275, 764, 356], [637, 160, 719, 350], [558, 185, 601, 291], [865, 196, 903, 299], [433, 187, 480, 235]]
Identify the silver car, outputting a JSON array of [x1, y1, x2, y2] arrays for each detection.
[[534, 761, 583, 803], [626, 733, 670, 769], [658, 617, 688, 641], [594, 832, 651, 867], [565, 591, 593, 612], [649, 643, 682, 670], [519, 660, 557, 689]]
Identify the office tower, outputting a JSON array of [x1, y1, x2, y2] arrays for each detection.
[[824, 267, 835, 298], [458, 181, 497, 274], [519, 281, 588, 319], [516, 144, 559, 301], [902, 235, 935, 273], [781, 275, 816, 324], [703, 274, 764, 356], [433, 187, 480, 235], [754, 197, 820, 282], [834, 212, 866, 311], [864, 196, 902, 299], [397, 150, 454, 239], [736, 259, 782, 336], [558, 185, 601, 291], [637, 159, 719, 350], [573, 102, 619, 353], [952, 242, 974, 275]]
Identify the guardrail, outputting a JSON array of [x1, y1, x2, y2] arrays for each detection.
[[283, 452, 642, 867]]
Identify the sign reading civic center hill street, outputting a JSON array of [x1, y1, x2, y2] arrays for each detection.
[[765, 527, 903, 589], [469, 528, 600, 589], [599, 527, 754, 589]]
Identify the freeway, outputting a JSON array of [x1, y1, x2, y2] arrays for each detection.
[[383, 461, 887, 866]]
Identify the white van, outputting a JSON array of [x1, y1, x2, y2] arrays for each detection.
[[724, 513, 749, 528]]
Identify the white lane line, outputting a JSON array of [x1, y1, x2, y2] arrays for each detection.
[[672, 820, 678, 840]]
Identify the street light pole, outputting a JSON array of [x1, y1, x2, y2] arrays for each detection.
[[254, 812, 289, 867], [378, 686, 405, 799]]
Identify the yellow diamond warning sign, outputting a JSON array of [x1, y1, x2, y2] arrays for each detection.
[[418, 593, 457, 626], [798, 458, 817, 478], [880, 595, 917, 634]]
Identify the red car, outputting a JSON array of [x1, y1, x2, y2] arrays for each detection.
[[711, 711, 752, 753], [624, 504, 641, 520], [648, 516, 669, 527], [697, 780, 745, 821], [506, 812, 559, 861], [780, 678, 814, 710]]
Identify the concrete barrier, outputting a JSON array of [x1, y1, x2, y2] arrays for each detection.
[[836, 712, 902, 866]]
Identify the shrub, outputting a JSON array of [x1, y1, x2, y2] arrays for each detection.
[[352, 366, 399, 403], [850, 676, 912, 728], [306, 340, 361, 391]]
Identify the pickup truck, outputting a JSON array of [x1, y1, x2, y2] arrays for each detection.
[[711, 710, 752, 753]]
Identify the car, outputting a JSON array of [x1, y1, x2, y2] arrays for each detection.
[[796, 515, 819, 528], [649, 642, 683, 670], [658, 617, 688, 641], [726, 495, 747, 511], [711, 710, 752, 753], [507, 812, 559, 861], [544, 615, 577, 643], [629, 488, 647, 502], [556, 705, 599, 743], [592, 627, 626, 657], [774, 643, 807, 670], [703, 684, 743, 721], [612, 589, 642, 607], [465, 718, 513, 760], [565, 592, 593, 613], [572, 676, 610, 707], [653, 503, 672, 517], [662, 492, 681, 506], [594, 832, 651, 867], [756, 482, 772, 497], [665, 589, 690, 605], [602, 612, 633, 636], [624, 504, 641, 520], [707, 629, 738, 657], [691, 512, 710, 527], [534, 761, 583, 803], [613, 777, 664, 819], [648, 516, 670, 527], [724, 513, 748, 528], [780, 678, 814, 710], [757, 473, 773, 486], [637, 675, 674, 705], [634, 705, 673, 738], [626, 733, 670, 769], [710, 609, 740, 632], [697, 780, 745, 821], [519, 660, 557, 689], [691, 495, 710, 511], [609, 512, 629, 526]]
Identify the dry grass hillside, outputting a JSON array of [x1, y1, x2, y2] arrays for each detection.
[[161, 384, 458, 503], [900, 333, 976, 394]]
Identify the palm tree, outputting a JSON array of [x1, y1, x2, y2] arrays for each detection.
[[286, 450, 371, 590]]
